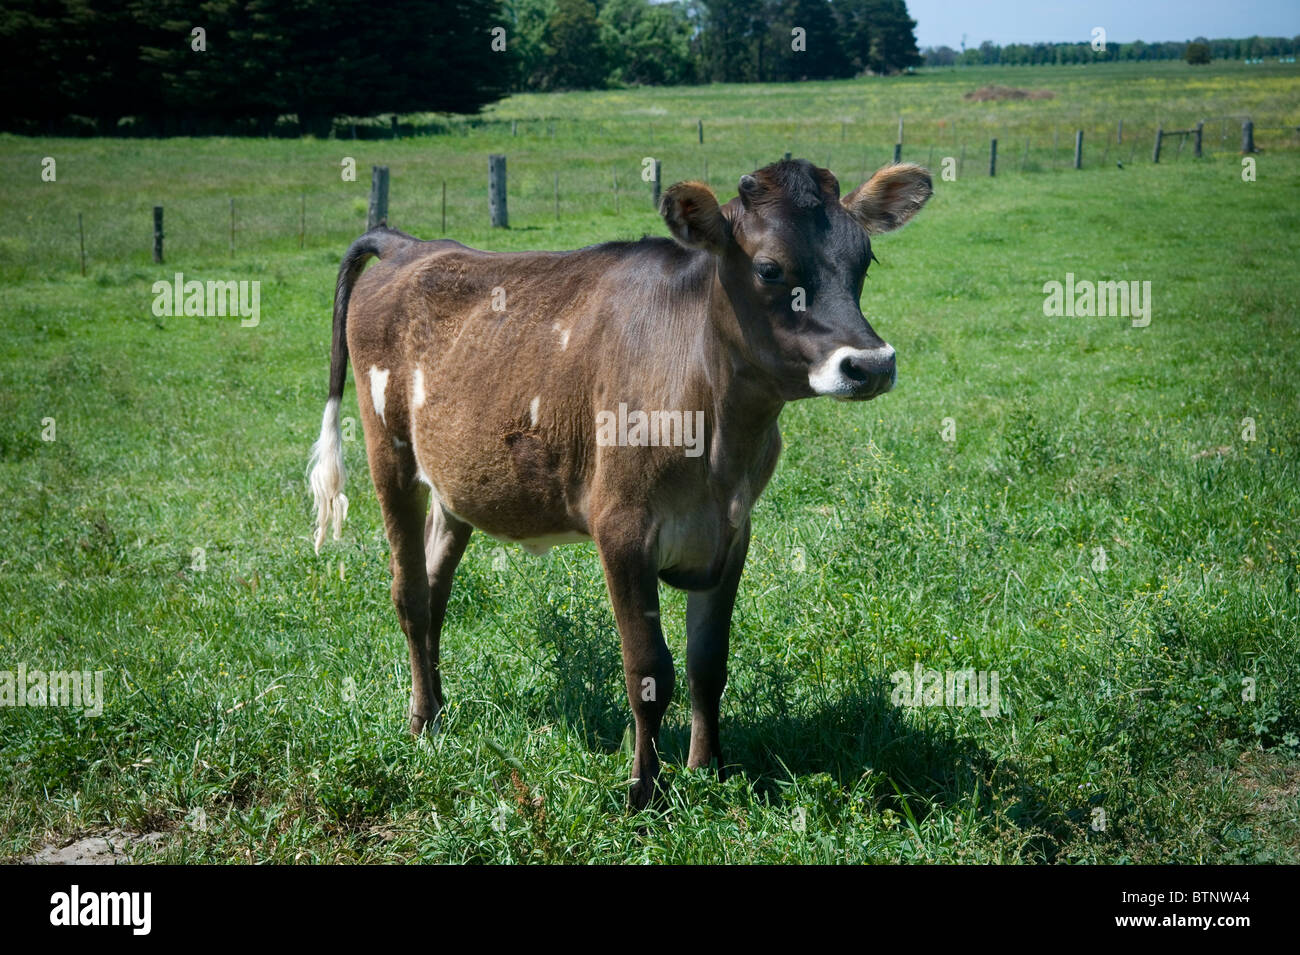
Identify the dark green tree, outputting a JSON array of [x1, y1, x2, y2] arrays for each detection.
[[598, 0, 693, 86], [539, 0, 606, 89]]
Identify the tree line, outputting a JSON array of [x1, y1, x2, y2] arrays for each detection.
[[513, 0, 922, 90], [1, 0, 920, 134], [923, 35, 1300, 67], [8, 0, 1290, 137]]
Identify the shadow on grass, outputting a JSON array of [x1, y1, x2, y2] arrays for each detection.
[[529, 597, 1080, 858]]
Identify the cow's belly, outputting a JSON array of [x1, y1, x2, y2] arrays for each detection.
[[412, 419, 587, 544], [654, 505, 740, 592]]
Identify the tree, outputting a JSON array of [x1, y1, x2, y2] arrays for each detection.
[[698, 0, 765, 82], [835, 0, 919, 74], [865, 0, 921, 73], [539, 0, 606, 89], [1185, 41, 1211, 65], [598, 0, 693, 86], [506, 0, 557, 90], [768, 0, 850, 81]]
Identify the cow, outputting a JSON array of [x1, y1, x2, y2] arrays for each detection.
[[308, 158, 932, 808]]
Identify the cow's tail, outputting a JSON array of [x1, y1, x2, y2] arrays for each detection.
[[308, 226, 417, 552]]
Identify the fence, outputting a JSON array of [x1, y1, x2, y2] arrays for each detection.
[[21, 116, 1300, 273]]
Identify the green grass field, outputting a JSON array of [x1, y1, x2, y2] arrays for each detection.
[[2, 61, 1298, 863]]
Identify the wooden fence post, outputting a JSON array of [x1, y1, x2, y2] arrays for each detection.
[[1152, 126, 1163, 163], [989, 138, 997, 177], [651, 159, 662, 209], [698, 119, 703, 144], [1241, 119, 1256, 153], [489, 155, 507, 228], [368, 165, 390, 229], [893, 142, 902, 164], [1194, 121, 1204, 158], [152, 206, 164, 264], [1073, 130, 1083, 169], [1117, 119, 1123, 144]]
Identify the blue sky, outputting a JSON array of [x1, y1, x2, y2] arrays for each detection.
[[907, 0, 1300, 49]]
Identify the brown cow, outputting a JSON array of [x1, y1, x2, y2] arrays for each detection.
[[308, 158, 932, 807]]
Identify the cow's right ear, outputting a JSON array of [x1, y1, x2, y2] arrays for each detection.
[[660, 181, 730, 253]]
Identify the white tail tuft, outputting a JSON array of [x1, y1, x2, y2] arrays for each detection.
[[308, 397, 349, 553]]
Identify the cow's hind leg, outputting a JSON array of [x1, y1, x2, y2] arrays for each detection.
[[368, 445, 437, 735], [422, 502, 472, 733]]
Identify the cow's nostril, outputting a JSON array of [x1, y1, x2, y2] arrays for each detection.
[[841, 355, 869, 382]]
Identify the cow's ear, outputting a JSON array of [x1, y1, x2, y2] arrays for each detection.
[[660, 181, 729, 252], [842, 163, 932, 235]]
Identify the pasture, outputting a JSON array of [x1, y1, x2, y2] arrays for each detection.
[[1, 61, 1298, 863]]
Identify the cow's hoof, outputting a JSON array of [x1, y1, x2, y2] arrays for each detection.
[[628, 775, 664, 812], [409, 713, 440, 736]]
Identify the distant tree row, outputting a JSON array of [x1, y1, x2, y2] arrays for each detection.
[[508, 0, 920, 89], [0, 0, 920, 134], [512, 0, 921, 89], [923, 35, 1300, 67]]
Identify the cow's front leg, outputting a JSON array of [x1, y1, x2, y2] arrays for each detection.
[[685, 518, 750, 773], [594, 513, 675, 810]]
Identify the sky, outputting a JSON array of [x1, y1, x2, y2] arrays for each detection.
[[906, 0, 1300, 50]]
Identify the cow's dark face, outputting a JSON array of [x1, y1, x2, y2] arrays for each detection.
[[660, 159, 931, 402]]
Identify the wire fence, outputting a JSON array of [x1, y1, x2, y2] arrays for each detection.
[[10, 114, 1298, 276]]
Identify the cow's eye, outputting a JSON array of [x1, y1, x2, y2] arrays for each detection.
[[755, 261, 784, 284]]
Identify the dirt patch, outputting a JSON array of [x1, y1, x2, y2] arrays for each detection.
[[1230, 749, 1300, 860], [23, 829, 167, 865], [964, 85, 1055, 102]]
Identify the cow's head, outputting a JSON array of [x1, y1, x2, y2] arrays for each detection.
[[660, 158, 931, 401]]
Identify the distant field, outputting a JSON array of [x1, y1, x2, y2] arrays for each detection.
[[1, 61, 1298, 863]]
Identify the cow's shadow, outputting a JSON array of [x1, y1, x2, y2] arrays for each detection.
[[530, 608, 1076, 857]]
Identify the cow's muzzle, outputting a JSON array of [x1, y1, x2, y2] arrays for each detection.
[[808, 344, 896, 400]]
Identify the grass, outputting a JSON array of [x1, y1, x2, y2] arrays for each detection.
[[1, 61, 1298, 863]]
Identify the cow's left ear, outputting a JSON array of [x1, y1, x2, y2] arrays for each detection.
[[660, 181, 729, 253], [842, 163, 932, 235]]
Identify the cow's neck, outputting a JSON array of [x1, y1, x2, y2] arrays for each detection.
[[692, 270, 785, 485]]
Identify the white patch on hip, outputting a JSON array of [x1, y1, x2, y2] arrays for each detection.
[[807, 344, 895, 396], [529, 395, 540, 427], [412, 367, 426, 410], [553, 323, 570, 350], [368, 366, 390, 426]]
